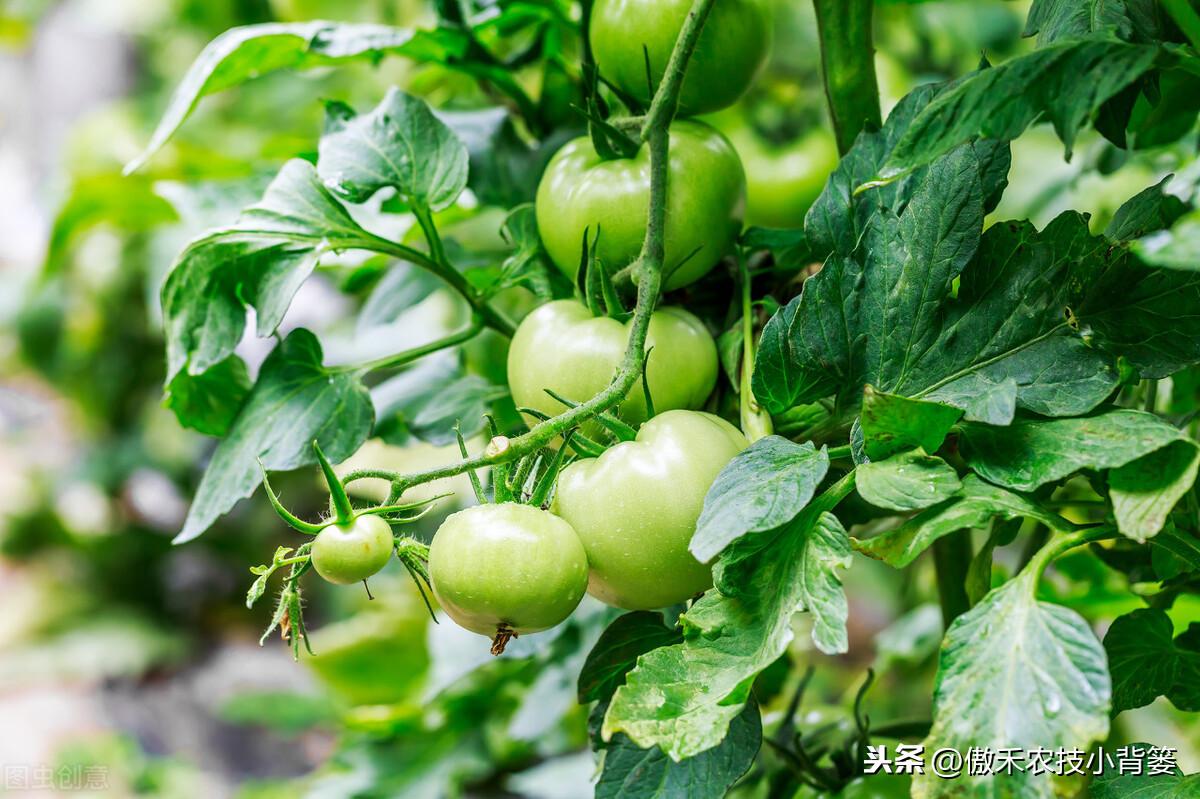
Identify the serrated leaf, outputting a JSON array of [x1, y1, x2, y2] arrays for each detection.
[[162, 159, 382, 386], [178, 329, 373, 543], [1104, 608, 1200, 714], [690, 437, 830, 563], [875, 39, 1160, 183], [959, 408, 1185, 492], [127, 22, 459, 173], [859, 387, 962, 461], [578, 612, 682, 705], [318, 87, 469, 210], [857, 449, 962, 512], [913, 569, 1111, 799], [604, 512, 850, 761], [856, 476, 1074, 568], [756, 152, 1118, 424], [1110, 439, 1200, 542], [596, 702, 760, 799]]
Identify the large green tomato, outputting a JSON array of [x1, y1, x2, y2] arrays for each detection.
[[507, 299, 718, 427], [310, 515, 395, 585], [718, 120, 839, 229], [553, 410, 748, 610], [590, 0, 770, 116], [536, 121, 745, 292], [429, 503, 588, 637]]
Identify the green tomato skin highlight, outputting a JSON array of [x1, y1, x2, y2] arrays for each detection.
[[535, 120, 745, 292], [310, 515, 395, 585], [723, 123, 839, 229], [553, 410, 748, 610], [507, 299, 718, 428], [590, 0, 771, 116], [429, 503, 589, 637]]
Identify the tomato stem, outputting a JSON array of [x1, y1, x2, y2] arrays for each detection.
[[372, 0, 717, 500], [813, 0, 882, 155]]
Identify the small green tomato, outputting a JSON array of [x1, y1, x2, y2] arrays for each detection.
[[310, 514, 395, 585], [429, 503, 589, 642]]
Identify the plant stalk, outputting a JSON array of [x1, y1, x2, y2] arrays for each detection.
[[376, 0, 718, 500], [932, 530, 973, 627], [813, 0, 882, 155]]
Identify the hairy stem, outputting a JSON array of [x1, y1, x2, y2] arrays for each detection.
[[374, 0, 717, 500], [346, 317, 484, 374], [813, 0, 882, 155]]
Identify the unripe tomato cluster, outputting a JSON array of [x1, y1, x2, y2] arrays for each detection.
[[424, 2, 775, 648]]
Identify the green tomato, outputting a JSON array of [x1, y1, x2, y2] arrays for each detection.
[[429, 503, 589, 637], [553, 410, 748, 610], [720, 121, 839, 229], [310, 515, 395, 585], [507, 299, 718, 427], [590, 0, 771, 116], [536, 120, 745, 292]]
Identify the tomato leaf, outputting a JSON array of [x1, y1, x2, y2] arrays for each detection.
[[317, 88, 469, 210], [1093, 750, 1200, 799], [856, 476, 1074, 568], [164, 354, 252, 437], [1104, 608, 1200, 714], [162, 159, 383, 386], [126, 22, 460, 173], [756, 139, 1119, 424], [856, 449, 962, 512], [596, 702, 760, 799], [1109, 439, 1200, 542], [605, 511, 851, 760], [913, 568, 1111, 799], [578, 612, 682, 705], [874, 39, 1162, 184], [1105, 176, 1189, 242], [690, 436, 830, 563], [1151, 522, 1200, 579], [858, 387, 962, 461], [959, 408, 1186, 492], [1024, 0, 1164, 45], [177, 329, 373, 543]]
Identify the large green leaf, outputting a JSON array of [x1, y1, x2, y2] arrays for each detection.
[[1151, 522, 1200, 578], [756, 148, 1119, 424], [177, 329, 373, 543], [1104, 176, 1189, 242], [317, 88, 469, 210], [1103, 608, 1200, 713], [604, 512, 851, 761], [856, 449, 962, 512], [162, 159, 382, 386], [913, 568, 1111, 799], [959, 408, 1184, 491], [690, 437, 830, 562], [1109, 440, 1200, 542], [126, 22, 459, 173], [874, 39, 1161, 183], [856, 476, 1074, 568], [596, 703, 760, 799]]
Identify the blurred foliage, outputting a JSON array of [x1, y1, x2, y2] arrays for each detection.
[[0, 0, 1197, 796]]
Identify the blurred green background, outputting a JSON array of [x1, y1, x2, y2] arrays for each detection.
[[0, 1, 1196, 796]]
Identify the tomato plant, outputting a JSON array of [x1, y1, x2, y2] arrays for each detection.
[[110, 0, 1200, 795]]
